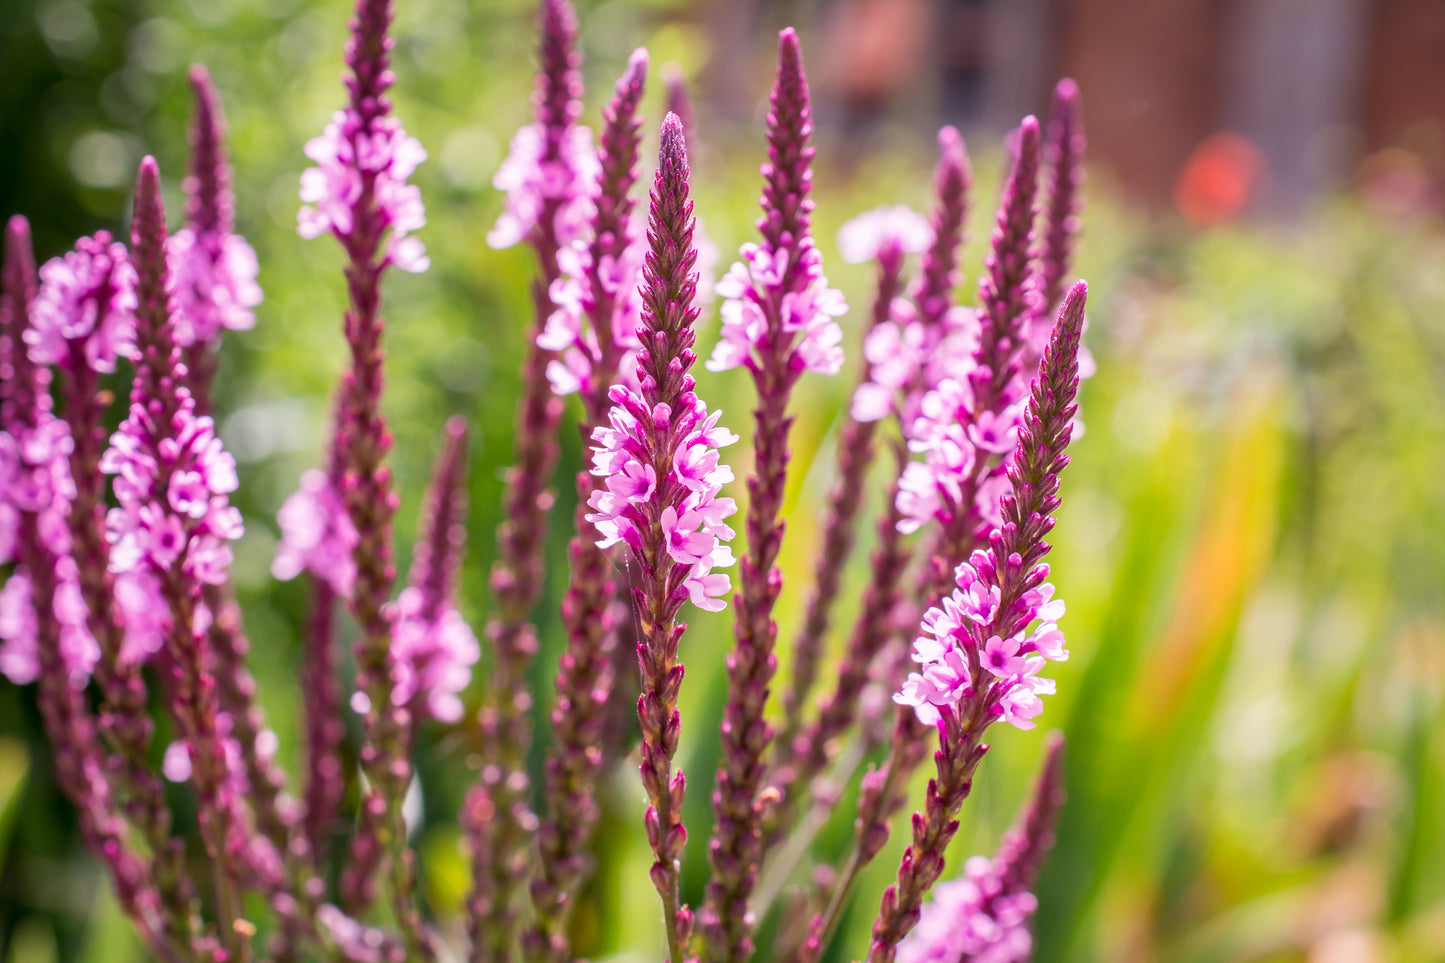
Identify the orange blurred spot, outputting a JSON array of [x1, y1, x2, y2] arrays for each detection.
[[1174, 132, 1265, 226]]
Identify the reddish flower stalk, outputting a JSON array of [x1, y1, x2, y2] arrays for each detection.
[[588, 113, 737, 962], [769, 230, 914, 828], [109, 156, 252, 961], [526, 50, 649, 963], [867, 283, 1087, 963], [703, 31, 848, 961], [2, 220, 183, 963], [393, 416, 477, 733], [775, 130, 971, 813], [469, 4, 589, 957], [896, 734, 1065, 963], [17, 223, 207, 951], [1036, 80, 1086, 319], [290, 0, 432, 951], [175, 65, 259, 412]]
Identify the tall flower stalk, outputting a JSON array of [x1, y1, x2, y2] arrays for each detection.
[[526, 48, 649, 963], [289, 0, 431, 951], [104, 156, 252, 959], [469, 3, 594, 956], [586, 112, 737, 962], [868, 282, 1087, 963], [702, 31, 847, 961]]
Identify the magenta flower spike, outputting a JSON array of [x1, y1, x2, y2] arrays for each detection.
[[526, 48, 651, 963], [289, 0, 432, 945], [868, 282, 1087, 963], [896, 118, 1042, 596], [20, 223, 207, 950], [469, 4, 593, 957], [896, 734, 1065, 963], [0, 216, 180, 960], [771, 204, 930, 819], [851, 127, 973, 430], [393, 416, 478, 730], [1037, 80, 1086, 319], [703, 30, 847, 962], [171, 64, 261, 412], [1019, 79, 1088, 381], [103, 156, 251, 958], [588, 112, 737, 963]]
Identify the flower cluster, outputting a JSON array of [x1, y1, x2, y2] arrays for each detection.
[[586, 384, 738, 611], [895, 857, 1038, 963], [488, 123, 600, 251], [836, 205, 933, 266], [101, 402, 243, 586], [299, 110, 430, 273], [851, 301, 979, 429], [389, 585, 480, 724], [166, 228, 261, 346], [896, 551, 1067, 730], [538, 229, 646, 396], [271, 467, 359, 595], [706, 243, 847, 376], [26, 233, 137, 373]]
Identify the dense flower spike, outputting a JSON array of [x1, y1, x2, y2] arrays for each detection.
[[469, 3, 589, 959], [526, 47, 651, 963], [105, 156, 252, 959], [896, 735, 1065, 963], [487, 0, 596, 253], [895, 118, 1042, 593], [393, 416, 478, 728], [537, 47, 649, 405], [867, 282, 1087, 963], [852, 129, 973, 429], [0, 216, 176, 959], [172, 65, 261, 410], [770, 207, 924, 816], [21, 225, 206, 951], [293, 0, 431, 952], [596, 112, 734, 963], [703, 30, 846, 963]]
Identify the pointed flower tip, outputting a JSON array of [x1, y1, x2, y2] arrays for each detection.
[[660, 112, 688, 165], [778, 26, 802, 71], [135, 155, 162, 205], [628, 46, 650, 73], [5, 214, 31, 251], [188, 62, 212, 91], [1054, 76, 1080, 105], [443, 414, 469, 444], [1019, 114, 1042, 148], [937, 125, 970, 177], [542, 0, 578, 35]]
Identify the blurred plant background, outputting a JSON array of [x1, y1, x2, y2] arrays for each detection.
[[2, 0, 1444, 961]]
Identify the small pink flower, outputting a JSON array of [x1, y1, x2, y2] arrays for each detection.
[[981, 635, 1026, 678]]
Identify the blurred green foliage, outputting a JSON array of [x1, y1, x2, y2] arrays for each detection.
[[2, 1, 1444, 961]]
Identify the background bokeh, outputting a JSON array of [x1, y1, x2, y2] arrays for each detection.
[[2, 1, 1444, 961]]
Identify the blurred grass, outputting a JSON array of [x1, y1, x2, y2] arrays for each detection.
[[2, 1, 1445, 961]]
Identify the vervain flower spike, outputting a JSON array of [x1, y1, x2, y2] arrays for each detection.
[[172, 64, 261, 412], [290, 0, 432, 952], [899, 117, 1043, 599], [393, 416, 478, 732], [774, 129, 969, 825], [469, 3, 590, 957], [526, 48, 650, 963], [869, 282, 1087, 963], [14, 218, 208, 950], [767, 202, 929, 835], [1, 216, 177, 959], [588, 111, 737, 962], [105, 156, 251, 959], [703, 30, 847, 962], [896, 733, 1065, 963]]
